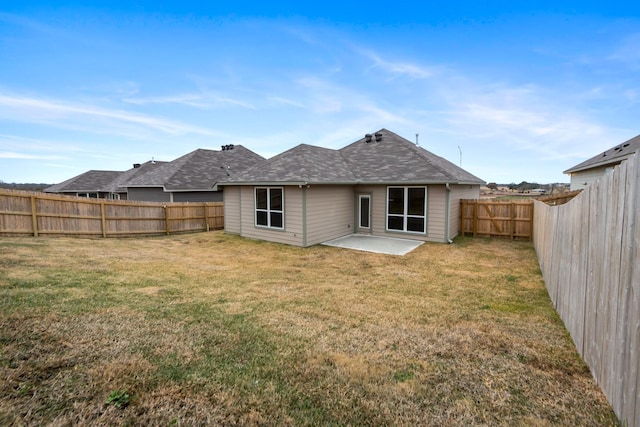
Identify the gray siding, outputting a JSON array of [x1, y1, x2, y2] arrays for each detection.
[[127, 187, 171, 202], [224, 183, 476, 248], [356, 184, 447, 243], [356, 185, 386, 236], [172, 191, 223, 202], [223, 186, 241, 234], [426, 185, 446, 242], [569, 166, 613, 191], [239, 186, 304, 246], [448, 184, 480, 239], [305, 185, 354, 246]]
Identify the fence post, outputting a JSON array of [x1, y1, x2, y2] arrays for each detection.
[[30, 196, 39, 237], [100, 202, 107, 238], [472, 201, 478, 237], [459, 200, 464, 237], [164, 205, 170, 235], [202, 202, 209, 231], [529, 202, 534, 239], [510, 202, 515, 239]]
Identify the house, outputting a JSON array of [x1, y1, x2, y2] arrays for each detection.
[[44, 161, 164, 200], [123, 145, 265, 202], [564, 134, 640, 191], [46, 145, 265, 202], [216, 129, 484, 247]]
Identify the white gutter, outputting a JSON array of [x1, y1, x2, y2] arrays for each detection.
[[445, 183, 453, 244]]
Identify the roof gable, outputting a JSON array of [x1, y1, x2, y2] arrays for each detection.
[[223, 129, 484, 185], [44, 170, 123, 193], [232, 144, 356, 183], [564, 134, 640, 174], [125, 146, 265, 190], [339, 129, 484, 184]]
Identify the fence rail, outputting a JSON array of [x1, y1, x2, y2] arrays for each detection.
[[0, 189, 223, 237], [533, 153, 640, 426], [536, 190, 582, 206], [459, 199, 534, 239]]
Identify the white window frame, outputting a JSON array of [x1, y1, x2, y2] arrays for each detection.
[[255, 187, 284, 230], [386, 186, 427, 234], [358, 194, 371, 230]]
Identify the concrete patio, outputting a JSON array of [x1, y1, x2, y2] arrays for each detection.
[[322, 234, 424, 256]]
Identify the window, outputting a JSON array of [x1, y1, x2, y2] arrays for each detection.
[[386, 186, 426, 233], [255, 187, 284, 229]]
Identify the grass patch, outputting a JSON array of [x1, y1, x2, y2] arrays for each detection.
[[0, 232, 618, 426]]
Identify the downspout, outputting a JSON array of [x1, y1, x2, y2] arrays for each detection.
[[302, 185, 307, 247], [445, 183, 453, 243]]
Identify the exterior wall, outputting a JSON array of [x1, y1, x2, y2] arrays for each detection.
[[223, 186, 241, 234], [357, 185, 386, 235], [426, 185, 446, 242], [448, 184, 481, 239], [355, 184, 448, 243], [172, 191, 223, 202], [305, 185, 354, 246], [569, 165, 615, 191], [224, 183, 479, 247], [127, 187, 171, 202], [238, 186, 304, 246]]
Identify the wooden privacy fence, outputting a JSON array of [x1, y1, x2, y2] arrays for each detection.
[[533, 152, 640, 426], [536, 190, 582, 206], [0, 189, 224, 237], [459, 199, 534, 239]]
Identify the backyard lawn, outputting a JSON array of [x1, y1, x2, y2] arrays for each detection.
[[0, 232, 617, 426]]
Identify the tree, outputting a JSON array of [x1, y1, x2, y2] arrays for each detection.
[[487, 182, 498, 191]]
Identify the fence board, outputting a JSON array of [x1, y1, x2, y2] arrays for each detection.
[[460, 200, 533, 239], [532, 152, 640, 425], [0, 189, 224, 237]]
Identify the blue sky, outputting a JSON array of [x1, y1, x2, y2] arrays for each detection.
[[1, 2, 639, 184]]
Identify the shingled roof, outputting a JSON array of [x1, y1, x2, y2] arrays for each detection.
[[223, 129, 484, 185], [44, 161, 165, 194], [564, 134, 640, 174], [126, 145, 265, 191], [44, 170, 123, 193]]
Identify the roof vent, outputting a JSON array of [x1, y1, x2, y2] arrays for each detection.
[[221, 145, 226, 151], [228, 144, 234, 150], [375, 132, 382, 141], [365, 134, 372, 143], [133, 163, 141, 168]]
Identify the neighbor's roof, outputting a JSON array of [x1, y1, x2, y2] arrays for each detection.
[[125, 145, 265, 191], [564, 134, 640, 174], [222, 129, 484, 185], [44, 170, 121, 193], [44, 161, 166, 193]]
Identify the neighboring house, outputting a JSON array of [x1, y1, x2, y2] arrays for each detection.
[[216, 129, 484, 247], [124, 145, 265, 202], [564, 134, 640, 191], [44, 161, 163, 200]]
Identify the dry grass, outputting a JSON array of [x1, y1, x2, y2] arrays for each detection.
[[0, 232, 618, 426]]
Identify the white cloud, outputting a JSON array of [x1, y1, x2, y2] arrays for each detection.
[[0, 151, 64, 160], [123, 94, 210, 108], [359, 49, 436, 79], [609, 32, 640, 69], [268, 96, 306, 109], [0, 93, 221, 138]]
